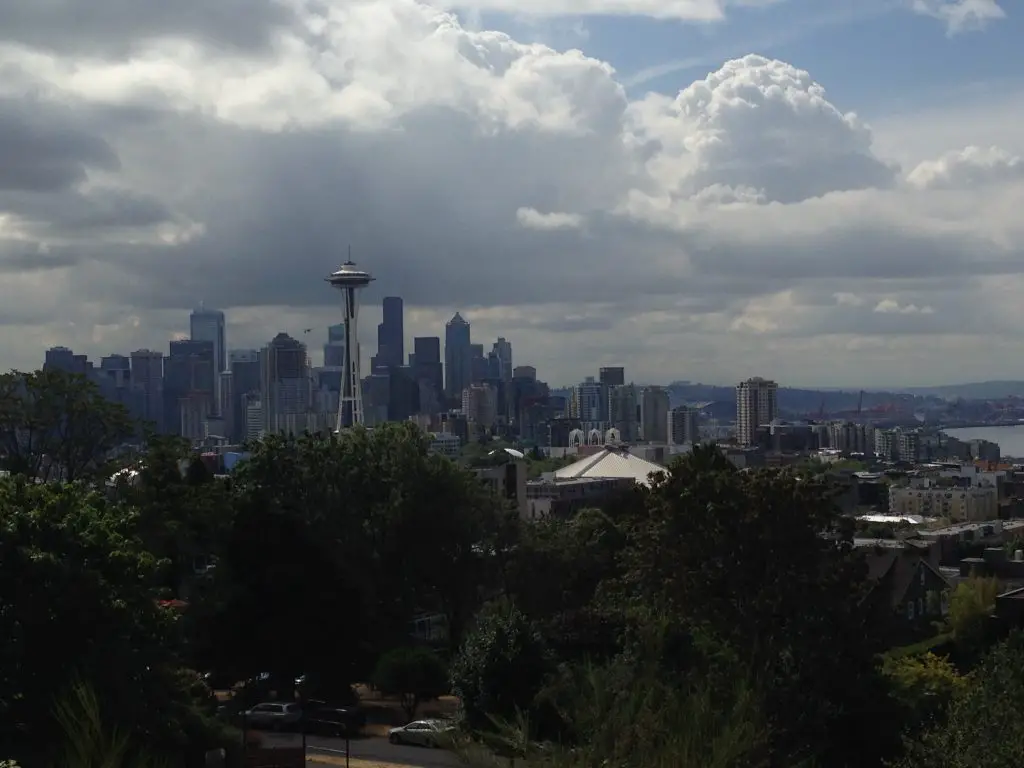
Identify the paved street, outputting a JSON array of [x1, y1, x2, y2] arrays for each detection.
[[307, 734, 463, 767]]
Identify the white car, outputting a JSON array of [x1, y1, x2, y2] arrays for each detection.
[[387, 719, 455, 748]]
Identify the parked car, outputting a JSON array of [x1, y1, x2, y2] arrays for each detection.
[[242, 702, 303, 731], [302, 705, 366, 737], [387, 719, 456, 748]]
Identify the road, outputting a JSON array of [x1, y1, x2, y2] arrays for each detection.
[[307, 735, 463, 767]]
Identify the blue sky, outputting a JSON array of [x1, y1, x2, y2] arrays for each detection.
[[480, 0, 1019, 118]]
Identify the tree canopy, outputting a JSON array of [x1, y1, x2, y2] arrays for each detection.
[[5, 368, 1023, 767]]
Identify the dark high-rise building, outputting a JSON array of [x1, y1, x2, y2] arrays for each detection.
[[413, 337, 443, 414], [469, 343, 487, 386], [131, 350, 164, 432], [376, 296, 404, 369], [229, 349, 260, 442], [190, 307, 227, 378], [43, 346, 93, 378], [164, 339, 215, 437], [599, 366, 625, 387], [444, 313, 471, 400]]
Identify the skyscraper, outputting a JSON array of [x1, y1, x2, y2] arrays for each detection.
[[324, 324, 346, 368], [492, 338, 513, 382], [260, 333, 311, 435], [599, 367, 625, 387], [735, 377, 778, 447], [413, 336, 443, 414], [164, 339, 215, 438], [130, 349, 164, 432], [377, 296, 404, 369], [190, 305, 226, 413], [444, 312, 471, 400], [190, 306, 226, 378], [640, 386, 670, 443]]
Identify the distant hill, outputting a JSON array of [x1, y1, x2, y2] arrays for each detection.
[[895, 381, 1024, 400]]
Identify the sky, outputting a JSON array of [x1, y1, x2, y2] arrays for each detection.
[[0, 0, 1021, 388]]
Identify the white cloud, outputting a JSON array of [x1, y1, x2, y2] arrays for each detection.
[[910, 0, 1006, 34], [874, 299, 935, 315], [516, 207, 584, 230], [907, 145, 1024, 190], [435, 0, 781, 21], [0, 0, 1022, 387]]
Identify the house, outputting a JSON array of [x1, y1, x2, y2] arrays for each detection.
[[860, 539, 951, 643]]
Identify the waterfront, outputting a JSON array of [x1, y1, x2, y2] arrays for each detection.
[[945, 425, 1024, 459]]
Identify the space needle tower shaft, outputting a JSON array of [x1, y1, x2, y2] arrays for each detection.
[[325, 256, 374, 431]]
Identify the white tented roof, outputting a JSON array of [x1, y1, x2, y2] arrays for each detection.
[[553, 447, 666, 487]]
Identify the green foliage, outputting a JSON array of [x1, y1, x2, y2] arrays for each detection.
[[0, 369, 135, 482], [610, 444, 897, 767], [52, 680, 171, 768], [896, 632, 1024, 768], [882, 652, 965, 726], [450, 601, 555, 733], [201, 423, 510, 690], [0, 477, 229, 763], [505, 508, 624, 659], [947, 576, 999, 650], [372, 647, 449, 720]]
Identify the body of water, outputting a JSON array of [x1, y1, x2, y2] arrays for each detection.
[[945, 425, 1024, 459]]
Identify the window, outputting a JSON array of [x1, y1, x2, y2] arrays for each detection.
[[918, 598, 924, 617], [920, 567, 926, 586], [906, 601, 915, 620]]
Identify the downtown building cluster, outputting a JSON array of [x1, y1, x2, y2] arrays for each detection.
[[38, 300, 556, 448]]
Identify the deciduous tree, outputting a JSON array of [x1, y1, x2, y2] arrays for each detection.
[[372, 647, 449, 721], [0, 369, 135, 483]]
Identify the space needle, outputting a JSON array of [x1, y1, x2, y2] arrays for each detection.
[[326, 255, 374, 431]]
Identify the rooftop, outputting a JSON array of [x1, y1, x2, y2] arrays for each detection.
[[553, 446, 666, 487]]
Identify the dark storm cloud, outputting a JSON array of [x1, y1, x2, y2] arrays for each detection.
[[3, 186, 178, 235], [82, 109, 694, 313], [0, 98, 119, 192], [0, 246, 81, 274], [0, 0, 296, 57]]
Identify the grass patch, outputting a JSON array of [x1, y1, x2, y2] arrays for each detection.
[[884, 632, 953, 660], [307, 757, 409, 768]]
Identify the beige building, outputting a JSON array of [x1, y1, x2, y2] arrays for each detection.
[[889, 485, 998, 522], [735, 377, 778, 447]]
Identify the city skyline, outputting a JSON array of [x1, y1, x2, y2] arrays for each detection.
[[0, 2, 1021, 388]]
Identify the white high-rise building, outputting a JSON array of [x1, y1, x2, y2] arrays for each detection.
[[735, 377, 778, 447]]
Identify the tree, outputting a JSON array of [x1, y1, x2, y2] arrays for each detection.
[[199, 424, 505, 693], [0, 369, 135, 483], [0, 477, 211, 758], [898, 632, 1024, 768], [372, 647, 449, 721], [450, 601, 554, 733], [505, 508, 625, 660], [882, 652, 965, 727], [611, 445, 899, 767], [948, 576, 999, 651]]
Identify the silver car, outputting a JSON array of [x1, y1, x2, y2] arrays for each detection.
[[243, 702, 303, 731], [387, 719, 455, 748]]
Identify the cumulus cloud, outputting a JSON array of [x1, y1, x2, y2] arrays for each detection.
[[911, 0, 1006, 34], [516, 207, 584, 230], [907, 145, 1024, 190], [0, 0, 1022, 387], [434, 0, 779, 21]]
